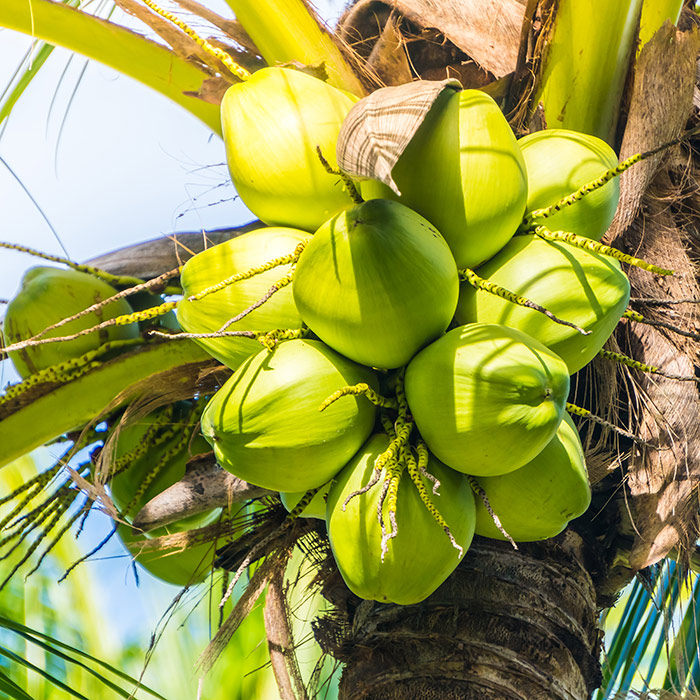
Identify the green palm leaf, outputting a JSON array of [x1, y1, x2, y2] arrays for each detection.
[[0, 614, 167, 700], [0, 0, 222, 131]]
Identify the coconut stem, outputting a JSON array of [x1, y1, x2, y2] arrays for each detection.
[[0, 241, 144, 288], [416, 440, 440, 495], [566, 402, 654, 446], [460, 268, 591, 335], [1, 303, 177, 355], [139, 0, 251, 82], [315, 146, 363, 204], [18, 267, 181, 345], [622, 308, 700, 341], [467, 476, 517, 550], [187, 244, 305, 302], [521, 128, 700, 228], [599, 348, 699, 383], [0, 338, 143, 406], [529, 227, 674, 276], [319, 383, 398, 412], [403, 445, 463, 557], [379, 464, 403, 560]]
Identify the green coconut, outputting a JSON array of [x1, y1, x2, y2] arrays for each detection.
[[362, 89, 527, 269], [519, 129, 620, 240], [279, 481, 332, 519], [474, 413, 591, 542], [404, 323, 570, 476], [4, 266, 139, 378], [455, 234, 631, 373], [200, 339, 379, 492], [177, 227, 311, 369], [108, 406, 223, 586], [221, 67, 357, 231], [292, 198, 459, 369], [326, 433, 476, 605]]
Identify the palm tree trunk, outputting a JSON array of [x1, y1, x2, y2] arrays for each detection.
[[317, 532, 601, 700]]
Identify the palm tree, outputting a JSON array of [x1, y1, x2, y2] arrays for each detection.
[[1, 1, 699, 698]]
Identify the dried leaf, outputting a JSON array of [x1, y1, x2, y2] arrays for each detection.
[[603, 24, 700, 570], [339, 0, 525, 79], [337, 78, 460, 192]]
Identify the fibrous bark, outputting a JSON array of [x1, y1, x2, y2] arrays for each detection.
[[316, 532, 602, 700]]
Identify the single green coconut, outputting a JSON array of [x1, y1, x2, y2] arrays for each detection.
[[200, 339, 379, 492], [279, 481, 332, 519], [221, 67, 357, 231], [326, 433, 476, 605], [292, 198, 459, 369], [455, 234, 631, 373], [177, 227, 310, 369], [362, 89, 527, 269], [519, 129, 620, 240], [4, 266, 139, 378], [404, 323, 570, 476], [473, 413, 591, 541], [108, 405, 223, 587]]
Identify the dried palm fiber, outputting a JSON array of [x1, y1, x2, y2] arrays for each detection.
[[337, 0, 525, 87], [601, 20, 700, 575]]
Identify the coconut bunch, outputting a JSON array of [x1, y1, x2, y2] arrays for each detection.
[[153, 67, 684, 606], [0, 67, 670, 603]]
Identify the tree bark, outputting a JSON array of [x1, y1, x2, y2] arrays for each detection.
[[317, 532, 602, 700]]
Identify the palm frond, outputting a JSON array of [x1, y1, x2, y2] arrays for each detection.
[[599, 559, 700, 699], [0, 0, 223, 131]]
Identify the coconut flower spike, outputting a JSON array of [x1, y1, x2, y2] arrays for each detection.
[[460, 268, 591, 335], [623, 308, 700, 341], [566, 402, 654, 447], [529, 227, 673, 276], [521, 129, 700, 230], [340, 412, 401, 512], [315, 145, 364, 204], [187, 243, 306, 302], [319, 384, 399, 412], [403, 445, 463, 557], [1, 302, 177, 355], [599, 348, 700, 383], [468, 475, 517, 550]]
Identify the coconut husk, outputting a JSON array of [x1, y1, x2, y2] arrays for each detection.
[[337, 0, 525, 86], [602, 22, 700, 574]]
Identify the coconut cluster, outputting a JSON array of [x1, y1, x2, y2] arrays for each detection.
[[173, 67, 635, 604], [3, 68, 630, 596]]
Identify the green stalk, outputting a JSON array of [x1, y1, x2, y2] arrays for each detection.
[[0, 0, 221, 133], [534, 0, 643, 143], [224, 0, 365, 95], [638, 0, 683, 51]]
